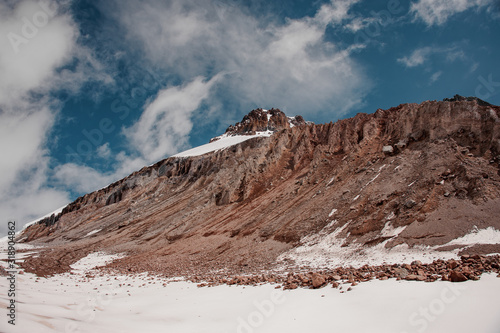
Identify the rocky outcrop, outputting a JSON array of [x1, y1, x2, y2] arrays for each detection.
[[443, 94, 492, 107], [215, 108, 308, 139], [17, 98, 500, 277]]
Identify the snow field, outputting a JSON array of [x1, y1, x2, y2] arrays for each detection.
[[1, 240, 500, 332]]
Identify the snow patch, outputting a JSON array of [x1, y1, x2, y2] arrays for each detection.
[[328, 208, 337, 217], [381, 222, 406, 237], [172, 132, 272, 158], [85, 229, 102, 237], [280, 234, 458, 269], [444, 226, 500, 246], [363, 164, 386, 189], [70, 252, 126, 272], [280, 224, 500, 270]]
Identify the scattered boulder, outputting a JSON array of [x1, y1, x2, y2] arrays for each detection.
[[449, 271, 468, 282], [311, 273, 326, 288], [404, 200, 417, 209], [394, 267, 409, 278], [406, 274, 418, 281], [382, 145, 394, 154], [447, 260, 459, 270]]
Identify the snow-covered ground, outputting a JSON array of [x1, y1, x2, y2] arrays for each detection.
[[172, 131, 273, 158], [1, 240, 500, 333], [278, 225, 500, 269]]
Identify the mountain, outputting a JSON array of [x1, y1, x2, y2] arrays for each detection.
[[18, 97, 500, 279]]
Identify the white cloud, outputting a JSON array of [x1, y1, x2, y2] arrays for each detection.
[[0, 106, 70, 230], [397, 46, 433, 67], [411, 0, 494, 26], [0, 1, 113, 105], [429, 70, 443, 84], [397, 45, 467, 68], [107, 0, 368, 118], [0, 0, 371, 235], [51, 75, 223, 196], [96, 143, 112, 159], [0, 0, 109, 234], [469, 62, 479, 73], [344, 17, 375, 33], [53, 163, 116, 193], [125, 75, 222, 162]]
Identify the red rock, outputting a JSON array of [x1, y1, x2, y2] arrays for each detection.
[[447, 260, 459, 270], [312, 273, 326, 289], [450, 271, 468, 282], [16, 100, 500, 280]]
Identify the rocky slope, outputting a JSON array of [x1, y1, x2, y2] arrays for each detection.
[[17, 97, 500, 278]]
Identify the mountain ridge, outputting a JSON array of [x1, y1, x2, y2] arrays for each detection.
[[17, 97, 500, 278]]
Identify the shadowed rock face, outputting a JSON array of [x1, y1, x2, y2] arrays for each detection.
[[18, 98, 500, 277]]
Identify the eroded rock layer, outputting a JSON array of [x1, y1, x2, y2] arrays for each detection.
[[18, 98, 500, 277]]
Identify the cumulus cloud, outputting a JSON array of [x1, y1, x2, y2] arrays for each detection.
[[53, 163, 116, 193], [410, 0, 494, 26], [125, 75, 222, 162], [0, 0, 109, 234], [106, 0, 368, 118], [0, 0, 372, 235], [51, 75, 222, 198], [0, 1, 75, 105]]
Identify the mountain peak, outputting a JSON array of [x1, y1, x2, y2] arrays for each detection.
[[214, 108, 309, 141]]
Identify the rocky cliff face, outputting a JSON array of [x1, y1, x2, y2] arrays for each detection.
[[18, 98, 500, 277], [214, 108, 307, 139]]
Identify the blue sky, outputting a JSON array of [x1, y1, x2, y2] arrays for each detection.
[[1, 0, 499, 233]]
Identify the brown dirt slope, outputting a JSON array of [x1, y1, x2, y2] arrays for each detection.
[[17, 98, 500, 277]]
